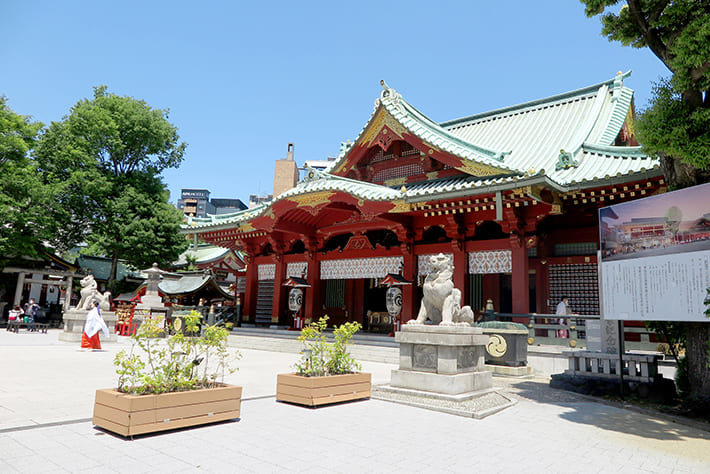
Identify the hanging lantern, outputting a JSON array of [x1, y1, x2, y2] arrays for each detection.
[[385, 286, 403, 317], [288, 288, 303, 312]]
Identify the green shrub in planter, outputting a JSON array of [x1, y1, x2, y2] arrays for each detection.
[[114, 311, 241, 394], [293, 316, 362, 377]]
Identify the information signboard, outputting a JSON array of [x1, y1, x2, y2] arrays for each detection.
[[599, 182, 710, 322]]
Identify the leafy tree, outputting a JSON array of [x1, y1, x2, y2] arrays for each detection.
[[582, 0, 710, 411], [34, 86, 188, 283], [0, 97, 52, 260]]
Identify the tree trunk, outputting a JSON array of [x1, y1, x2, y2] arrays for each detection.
[[684, 322, 710, 411], [109, 253, 119, 289], [660, 153, 698, 189]]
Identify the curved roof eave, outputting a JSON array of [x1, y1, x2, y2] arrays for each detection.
[[329, 83, 520, 177]]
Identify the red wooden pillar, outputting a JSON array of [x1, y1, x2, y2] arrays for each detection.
[[401, 250, 417, 323], [304, 253, 319, 320], [452, 241, 466, 299], [243, 259, 258, 322], [272, 258, 285, 324], [510, 236, 529, 314]]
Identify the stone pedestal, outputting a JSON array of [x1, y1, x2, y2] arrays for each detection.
[[373, 325, 515, 417], [391, 325, 492, 395], [58, 309, 118, 343]]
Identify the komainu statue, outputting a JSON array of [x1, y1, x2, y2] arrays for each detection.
[[76, 274, 112, 311], [407, 253, 474, 326]]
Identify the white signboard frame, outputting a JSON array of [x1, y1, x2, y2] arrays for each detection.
[[599, 182, 710, 322]]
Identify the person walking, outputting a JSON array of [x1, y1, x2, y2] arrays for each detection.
[[81, 301, 110, 350]]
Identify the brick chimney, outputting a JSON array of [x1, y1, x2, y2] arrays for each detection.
[[273, 143, 299, 198]]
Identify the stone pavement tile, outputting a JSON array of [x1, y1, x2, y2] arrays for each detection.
[[0, 460, 21, 474], [4, 454, 67, 473]]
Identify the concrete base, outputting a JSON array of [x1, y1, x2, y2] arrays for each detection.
[[372, 384, 516, 419], [390, 368, 492, 394], [484, 364, 533, 377], [58, 309, 117, 343], [381, 325, 515, 417]]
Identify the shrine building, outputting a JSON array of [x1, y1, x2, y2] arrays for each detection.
[[184, 72, 664, 330]]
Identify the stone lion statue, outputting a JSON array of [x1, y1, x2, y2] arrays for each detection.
[[76, 274, 112, 311], [407, 253, 474, 327]]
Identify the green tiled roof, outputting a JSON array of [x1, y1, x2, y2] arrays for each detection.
[[330, 81, 518, 174], [438, 71, 659, 186], [276, 166, 401, 201], [186, 167, 403, 231], [175, 245, 232, 266]]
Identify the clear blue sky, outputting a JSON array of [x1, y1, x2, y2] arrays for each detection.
[[2, 1, 669, 205]]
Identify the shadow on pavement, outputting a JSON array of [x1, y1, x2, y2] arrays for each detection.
[[500, 379, 710, 441]]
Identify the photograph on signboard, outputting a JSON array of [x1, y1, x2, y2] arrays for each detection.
[[599, 182, 710, 322], [600, 182, 710, 262]]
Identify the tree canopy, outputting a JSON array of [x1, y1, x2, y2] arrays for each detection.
[[34, 86, 189, 283], [0, 97, 54, 260], [582, 0, 710, 182]]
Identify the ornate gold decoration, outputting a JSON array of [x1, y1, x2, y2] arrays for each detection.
[[486, 334, 508, 357], [458, 160, 505, 177], [569, 339, 577, 348], [286, 191, 335, 209], [360, 108, 408, 149], [384, 177, 407, 186], [528, 337, 534, 345], [388, 200, 411, 213], [237, 222, 255, 233]]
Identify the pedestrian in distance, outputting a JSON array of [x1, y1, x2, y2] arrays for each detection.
[[555, 297, 570, 339], [23, 298, 38, 331], [81, 301, 110, 350]]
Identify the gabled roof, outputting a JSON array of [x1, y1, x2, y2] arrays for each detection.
[[159, 272, 233, 299], [438, 71, 659, 185], [330, 81, 518, 177]]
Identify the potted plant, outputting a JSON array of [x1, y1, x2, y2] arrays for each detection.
[[93, 312, 242, 437], [276, 316, 371, 407]]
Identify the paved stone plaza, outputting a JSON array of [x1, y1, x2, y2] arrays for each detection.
[[1, 330, 709, 473]]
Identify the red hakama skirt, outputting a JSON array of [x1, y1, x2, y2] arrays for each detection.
[[81, 332, 102, 349]]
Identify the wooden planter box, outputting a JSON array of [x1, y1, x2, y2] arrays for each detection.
[[276, 373, 371, 407], [93, 384, 242, 437]]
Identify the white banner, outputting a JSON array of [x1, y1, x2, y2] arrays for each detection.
[[257, 264, 275, 281], [286, 261, 308, 278], [320, 256, 403, 280]]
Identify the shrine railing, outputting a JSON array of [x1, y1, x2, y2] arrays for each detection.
[[487, 313, 663, 352]]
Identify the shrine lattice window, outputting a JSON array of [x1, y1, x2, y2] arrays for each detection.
[[373, 163, 424, 183]]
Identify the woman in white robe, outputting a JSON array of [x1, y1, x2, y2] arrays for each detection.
[[81, 301, 110, 349]]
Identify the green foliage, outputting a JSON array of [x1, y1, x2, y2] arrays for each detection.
[[293, 316, 362, 377], [113, 311, 240, 395], [581, 1, 710, 172], [34, 86, 188, 276], [0, 97, 55, 259], [636, 79, 710, 170], [581, 1, 710, 91], [327, 321, 363, 375]]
